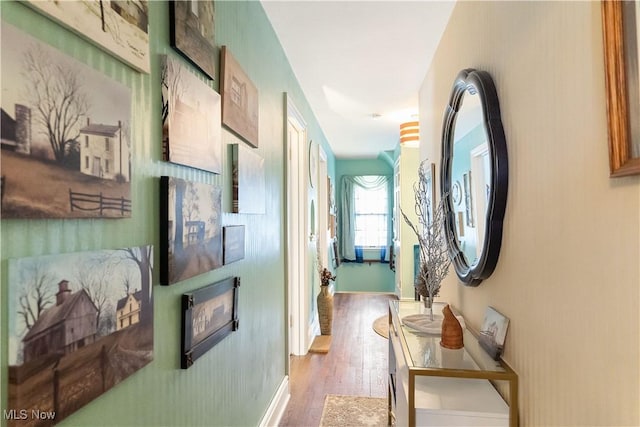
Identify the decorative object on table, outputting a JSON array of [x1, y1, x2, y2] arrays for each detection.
[[7, 245, 154, 424], [440, 304, 464, 349], [316, 242, 337, 336], [602, 0, 640, 177], [402, 311, 465, 335], [160, 176, 223, 285], [231, 143, 266, 214], [1, 23, 132, 219], [220, 46, 259, 147], [223, 225, 245, 265], [401, 160, 452, 323], [181, 277, 240, 369], [25, 0, 150, 73], [170, 0, 216, 80], [161, 55, 222, 174], [479, 306, 510, 360]]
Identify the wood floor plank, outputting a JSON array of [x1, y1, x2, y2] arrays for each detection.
[[279, 292, 396, 427]]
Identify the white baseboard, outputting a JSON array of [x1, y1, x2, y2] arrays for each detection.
[[259, 376, 290, 427]]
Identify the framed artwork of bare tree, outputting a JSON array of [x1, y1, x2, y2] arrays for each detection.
[[7, 245, 154, 426], [1, 23, 132, 219], [221, 46, 260, 148], [170, 0, 216, 80], [25, 0, 150, 73], [160, 176, 223, 286], [161, 55, 222, 174]]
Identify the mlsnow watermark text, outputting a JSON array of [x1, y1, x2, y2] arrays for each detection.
[[3, 409, 56, 421]]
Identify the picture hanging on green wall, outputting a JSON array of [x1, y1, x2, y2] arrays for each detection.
[[25, 0, 150, 73], [221, 46, 259, 148], [0, 22, 132, 219], [6, 245, 154, 426], [160, 176, 223, 285], [161, 55, 222, 174], [170, 0, 216, 80]]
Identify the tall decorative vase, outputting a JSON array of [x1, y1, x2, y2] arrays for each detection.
[[317, 285, 333, 335]]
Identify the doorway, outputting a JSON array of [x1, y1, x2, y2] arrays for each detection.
[[286, 96, 309, 357]]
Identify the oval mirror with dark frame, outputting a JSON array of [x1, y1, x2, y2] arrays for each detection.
[[440, 69, 508, 286]]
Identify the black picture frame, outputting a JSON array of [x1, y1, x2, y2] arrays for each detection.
[[181, 277, 240, 369]]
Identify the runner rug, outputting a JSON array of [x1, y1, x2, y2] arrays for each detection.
[[319, 394, 388, 427]]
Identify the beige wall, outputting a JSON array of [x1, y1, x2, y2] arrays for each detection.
[[420, 1, 640, 425]]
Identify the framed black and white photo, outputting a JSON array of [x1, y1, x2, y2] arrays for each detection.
[[181, 277, 240, 369]]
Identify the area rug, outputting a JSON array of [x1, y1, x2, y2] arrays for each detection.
[[319, 394, 388, 427], [372, 315, 389, 339]]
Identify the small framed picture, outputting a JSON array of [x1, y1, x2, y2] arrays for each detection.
[[181, 277, 240, 369], [479, 306, 510, 360], [223, 225, 245, 265]]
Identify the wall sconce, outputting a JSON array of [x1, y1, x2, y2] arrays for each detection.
[[400, 121, 419, 147]]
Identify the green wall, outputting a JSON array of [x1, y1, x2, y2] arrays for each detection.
[[334, 159, 394, 293], [0, 2, 333, 426]]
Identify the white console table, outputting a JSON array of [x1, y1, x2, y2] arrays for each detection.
[[388, 301, 518, 426]]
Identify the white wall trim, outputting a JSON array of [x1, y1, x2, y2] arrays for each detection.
[[259, 376, 290, 427]]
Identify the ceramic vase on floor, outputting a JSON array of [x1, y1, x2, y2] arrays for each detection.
[[317, 285, 333, 335]]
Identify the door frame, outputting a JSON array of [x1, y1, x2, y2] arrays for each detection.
[[285, 95, 308, 356]]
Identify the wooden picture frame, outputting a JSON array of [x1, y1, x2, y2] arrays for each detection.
[[25, 0, 150, 73], [221, 46, 259, 148], [170, 0, 216, 80], [223, 225, 245, 265], [602, 1, 640, 177], [181, 277, 240, 369], [160, 176, 223, 286]]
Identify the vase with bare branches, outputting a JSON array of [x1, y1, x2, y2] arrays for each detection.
[[401, 160, 451, 321]]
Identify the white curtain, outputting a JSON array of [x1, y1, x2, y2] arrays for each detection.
[[340, 175, 390, 261]]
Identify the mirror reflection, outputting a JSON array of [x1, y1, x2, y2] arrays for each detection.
[[450, 91, 491, 266]]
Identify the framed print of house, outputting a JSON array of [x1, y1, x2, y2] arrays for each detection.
[[161, 55, 222, 174], [160, 176, 223, 285], [221, 46, 259, 148], [7, 246, 154, 426], [0, 22, 132, 219]]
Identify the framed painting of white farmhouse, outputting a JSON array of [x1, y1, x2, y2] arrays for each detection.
[[1, 22, 132, 219]]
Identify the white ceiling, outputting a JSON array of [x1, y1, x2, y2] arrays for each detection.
[[261, 1, 455, 159]]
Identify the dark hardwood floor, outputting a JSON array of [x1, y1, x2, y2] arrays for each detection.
[[279, 292, 397, 427]]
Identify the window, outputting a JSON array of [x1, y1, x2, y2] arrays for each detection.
[[105, 138, 110, 151], [85, 156, 89, 169], [105, 159, 110, 173], [85, 135, 89, 148], [353, 177, 388, 248]]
